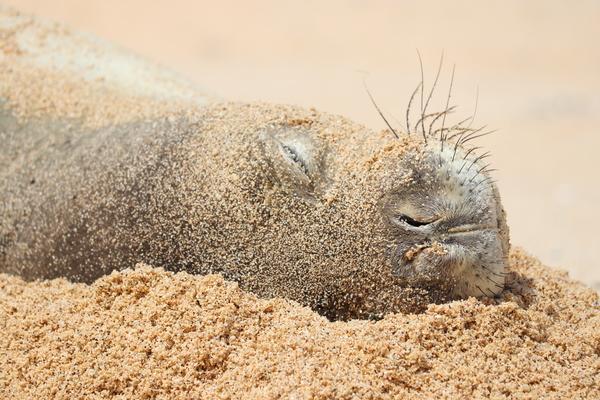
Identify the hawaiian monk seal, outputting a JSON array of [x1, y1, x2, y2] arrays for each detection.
[[0, 9, 509, 320]]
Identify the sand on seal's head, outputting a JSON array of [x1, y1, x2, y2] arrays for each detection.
[[0, 249, 598, 399]]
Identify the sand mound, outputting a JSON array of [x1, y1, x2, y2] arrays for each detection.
[[1, 249, 598, 399]]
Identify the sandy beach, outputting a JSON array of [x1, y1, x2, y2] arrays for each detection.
[[1, 250, 598, 399]]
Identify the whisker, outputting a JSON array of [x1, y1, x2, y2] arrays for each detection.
[[452, 126, 484, 162], [421, 52, 444, 138], [468, 163, 494, 183], [470, 176, 496, 192], [475, 285, 487, 297], [440, 64, 456, 150], [485, 275, 504, 289], [454, 125, 487, 144], [480, 264, 509, 277], [457, 146, 482, 174], [481, 166, 497, 175], [445, 124, 475, 146], [428, 106, 456, 136], [465, 151, 491, 174], [390, 113, 408, 133], [454, 116, 474, 128], [463, 146, 482, 161], [459, 129, 497, 146], [406, 82, 422, 135], [414, 112, 442, 132], [456, 129, 475, 146], [443, 124, 479, 142], [363, 80, 399, 139], [467, 85, 479, 129], [416, 49, 427, 143]]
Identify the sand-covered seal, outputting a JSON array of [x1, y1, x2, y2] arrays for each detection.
[[0, 9, 509, 319]]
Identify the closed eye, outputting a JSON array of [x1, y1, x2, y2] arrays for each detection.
[[396, 214, 434, 228]]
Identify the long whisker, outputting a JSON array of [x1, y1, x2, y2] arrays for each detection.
[[428, 106, 456, 136], [475, 285, 487, 297], [468, 163, 497, 183], [463, 146, 482, 160], [471, 176, 497, 193], [465, 151, 491, 173], [363, 80, 399, 139], [442, 118, 478, 141], [485, 275, 505, 289], [406, 82, 422, 135], [459, 125, 487, 144], [452, 126, 485, 162], [455, 87, 482, 142], [468, 85, 479, 129], [440, 64, 455, 149], [457, 146, 482, 174], [390, 114, 407, 133], [445, 125, 485, 146], [416, 49, 427, 143], [480, 264, 508, 277], [414, 112, 442, 132], [421, 52, 444, 139], [460, 129, 497, 146]]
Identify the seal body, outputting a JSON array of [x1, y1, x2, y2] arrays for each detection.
[[0, 9, 509, 320]]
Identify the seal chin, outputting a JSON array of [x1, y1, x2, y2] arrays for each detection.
[[392, 242, 457, 288], [447, 241, 507, 298]]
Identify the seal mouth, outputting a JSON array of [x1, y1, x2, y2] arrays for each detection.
[[447, 223, 496, 235]]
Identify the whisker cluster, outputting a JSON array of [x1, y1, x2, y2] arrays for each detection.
[[364, 52, 500, 191]]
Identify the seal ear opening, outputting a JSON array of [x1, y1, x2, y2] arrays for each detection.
[[279, 142, 311, 176]]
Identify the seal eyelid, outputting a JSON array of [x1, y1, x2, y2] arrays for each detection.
[[395, 214, 435, 228]]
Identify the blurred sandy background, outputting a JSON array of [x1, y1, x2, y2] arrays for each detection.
[[6, 0, 599, 288]]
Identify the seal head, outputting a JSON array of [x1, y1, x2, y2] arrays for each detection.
[[380, 144, 509, 298], [257, 111, 509, 317]]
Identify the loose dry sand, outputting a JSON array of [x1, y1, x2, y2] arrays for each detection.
[[1, 249, 598, 399]]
